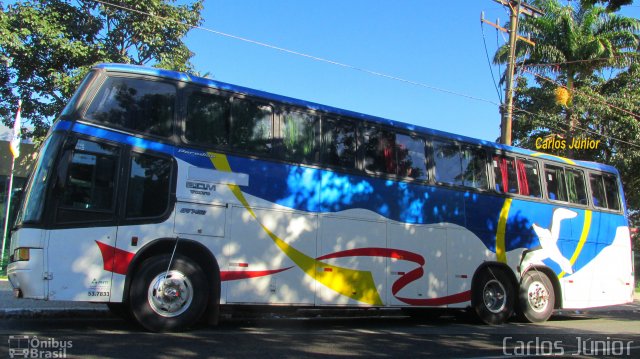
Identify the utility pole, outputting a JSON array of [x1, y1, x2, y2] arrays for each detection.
[[483, 0, 543, 146]]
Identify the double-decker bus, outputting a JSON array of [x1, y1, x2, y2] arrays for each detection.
[[7, 63, 634, 331]]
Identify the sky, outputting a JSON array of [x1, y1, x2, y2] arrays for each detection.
[[1, 1, 638, 143], [181, 0, 640, 143]]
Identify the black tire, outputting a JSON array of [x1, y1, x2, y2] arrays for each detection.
[[517, 271, 555, 323], [472, 268, 515, 325], [130, 254, 209, 332]]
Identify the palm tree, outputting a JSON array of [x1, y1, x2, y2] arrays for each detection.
[[494, 0, 639, 141]]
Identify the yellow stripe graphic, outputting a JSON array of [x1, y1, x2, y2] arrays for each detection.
[[559, 210, 592, 278], [531, 152, 576, 165], [210, 153, 383, 305], [496, 198, 512, 263]]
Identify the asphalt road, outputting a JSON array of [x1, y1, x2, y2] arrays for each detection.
[[2, 279, 639, 358]]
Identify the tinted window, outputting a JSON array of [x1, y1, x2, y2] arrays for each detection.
[[230, 98, 273, 154], [126, 153, 172, 218], [566, 168, 587, 205], [515, 158, 542, 198], [545, 165, 567, 202], [590, 174, 607, 208], [433, 141, 460, 185], [281, 110, 319, 163], [56, 139, 120, 223], [86, 77, 175, 137], [322, 118, 357, 169], [432, 141, 486, 188], [185, 91, 230, 146], [396, 134, 427, 180], [363, 125, 397, 175], [460, 147, 487, 189], [603, 175, 621, 211]]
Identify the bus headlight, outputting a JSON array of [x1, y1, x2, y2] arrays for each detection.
[[12, 248, 30, 262]]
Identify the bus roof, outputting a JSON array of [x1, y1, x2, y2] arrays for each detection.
[[92, 63, 619, 174]]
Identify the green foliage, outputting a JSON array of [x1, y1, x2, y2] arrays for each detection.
[[494, 0, 640, 211], [581, 0, 633, 12], [0, 0, 203, 140]]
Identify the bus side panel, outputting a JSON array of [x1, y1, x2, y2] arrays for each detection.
[[225, 206, 317, 305], [387, 223, 447, 306]]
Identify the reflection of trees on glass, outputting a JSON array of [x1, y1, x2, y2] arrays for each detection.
[[186, 92, 229, 146], [603, 175, 621, 211], [322, 118, 356, 169], [230, 99, 272, 154], [126, 153, 171, 218], [363, 126, 396, 175], [282, 111, 318, 163], [86, 78, 175, 137], [434, 140, 487, 188], [396, 134, 427, 180]]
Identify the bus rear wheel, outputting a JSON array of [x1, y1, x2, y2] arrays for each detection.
[[130, 254, 209, 332], [472, 268, 514, 324], [517, 271, 555, 323]]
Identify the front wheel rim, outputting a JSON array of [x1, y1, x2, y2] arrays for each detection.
[[147, 270, 193, 318], [483, 279, 507, 313], [526, 280, 549, 313]]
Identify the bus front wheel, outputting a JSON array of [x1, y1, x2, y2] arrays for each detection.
[[472, 268, 514, 324], [130, 254, 209, 332], [517, 271, 555, 323]]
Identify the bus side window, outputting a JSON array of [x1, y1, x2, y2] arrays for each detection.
[[461, 147, 487, 189], [85, 77, 175, 138], [321, 118, 357, 169], [590, 174, 606, 208], [185, 91, 230, 147], [603, 175, 621, 211], [432, 140, 462, 186], [566, 168, 588, 205], [280, 110, 320, 164], [126, 152, 172, 219], [362, 125, 397, 175], [230, 98, 273, 154], [493, 156, 518, 194], [515, 158, 542, 198], [396, 134, 427, 180], [57, 139, 120, 223], [545, 165, 567, 202]]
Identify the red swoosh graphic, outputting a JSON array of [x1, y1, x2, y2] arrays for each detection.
[[95, 242, 471, 305]]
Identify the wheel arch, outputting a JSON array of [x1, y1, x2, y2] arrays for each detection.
[[123, 238, 221, 317], [471, 261, 519, 298]]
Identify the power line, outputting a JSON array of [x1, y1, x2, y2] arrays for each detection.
[[93, 0, 500, 107], [93, 0, 640, 149], [523, 53, 640, 68]]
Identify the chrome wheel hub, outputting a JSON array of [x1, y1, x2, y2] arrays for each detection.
[[147, 270, 193, 317], [483, 279, 507, 313]]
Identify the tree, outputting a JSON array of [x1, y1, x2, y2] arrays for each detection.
[[495, 1, 640, 209], [581, 0, 633, 12], [0, 0, 203, 140]]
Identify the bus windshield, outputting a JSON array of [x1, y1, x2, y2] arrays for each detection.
[[16, 132, 65, 225]]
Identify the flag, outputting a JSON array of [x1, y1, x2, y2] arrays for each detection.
[[10, 99, 21, 158]]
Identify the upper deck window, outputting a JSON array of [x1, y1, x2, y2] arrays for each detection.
[[85, 77, 175, 137]]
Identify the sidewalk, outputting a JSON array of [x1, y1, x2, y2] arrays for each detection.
[[0, 279, 109, 318]]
